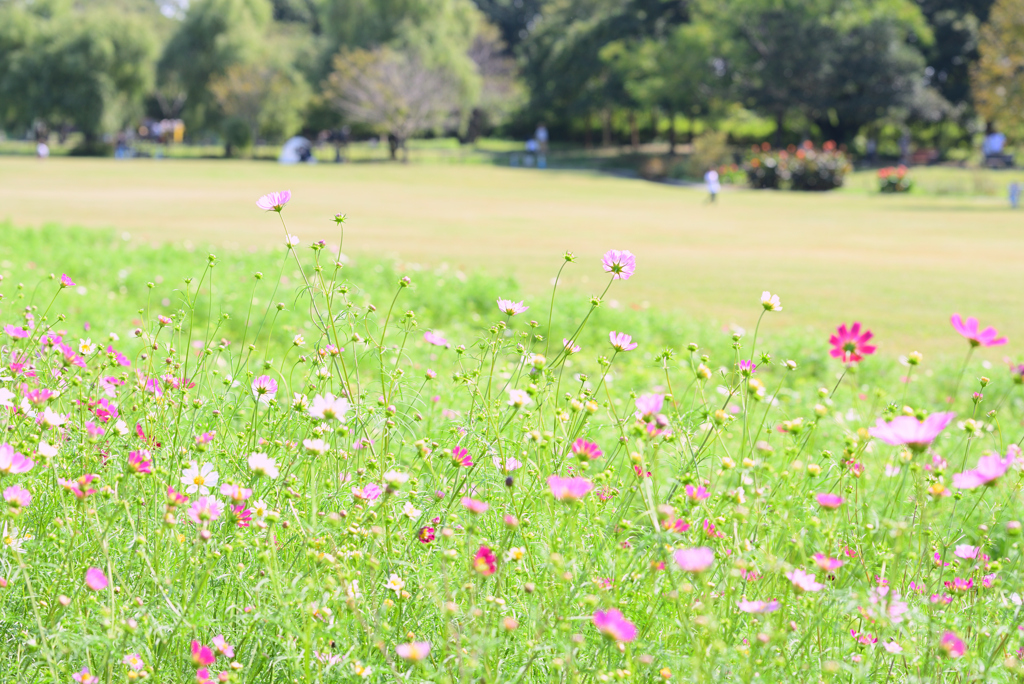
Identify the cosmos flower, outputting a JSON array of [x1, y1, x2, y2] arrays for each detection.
[[3, 485, 30, 508], [737, 600, 780, 613], [571, 439, 602, 461], [950, 314, 1006, 347], [829, 322, 877, 364], [816, 493, 843, 509], [187, 497, 223, 524], [952, 450, 1014, 489], [256, 190, 291, 212], [547, 475, 594, 501], [248, 452, 279, 478], [308, 393, 350, 421], [868, 412, 955, 451], [85, 567, 108, 591], [609, 331, 638, 352], [940, 631, 965, 658], [396, 641, 431, 662], [786, 569, 824, 593], [601, 250, 636, 280], [180, 461, 219, 495], [496, 298, 528, 316], [760, 291, 782, 312], [592, 608, 638, 642], [251, 375, 278, 403], [0, 444, 34, 474], [472, 546, 497, 575]]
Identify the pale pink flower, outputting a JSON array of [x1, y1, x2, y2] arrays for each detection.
[[461, 497, 489, 514], [571, 438, 602, 460], [3, 485, 30, 508], [829, 322, 877, 363], [85, 567, 108, 591], [592, 608, 638, 642], [737, 599, 780, 613], [212, 634, 234, 657], [609, 331, 638, 352], [493, 456, 522, 472], [953, 450, 1014, 489], [868, 412, 955, 450], [954, 544, 980, 560], [812, 553, 844, 571], [121, 653, 145, 671], [547, 475, 594, 501], [601, 250, 636, 280], [187, 496, 223, 524], [248, 452, 279, 478], [396, 641, 431, 661], [685, 484, 710, 501], [884, 641, 903, 654], [256, 190, 291, 212], [423, 331, 449, 348], [562, 338, 581, 354], [308, 393, 350, 421], [786, 568, 824, 593], [951, 314, 1007, 347], [496, 298, 528, 316], [0, 444, 33, 474], [220, 484, 252, 502], [815, 493, 843, 509], [674, 547, 714, 573], [352, 483, 381, 502], [251, 375, 278, 403], [71, 668, 95, 683], [634, 393, 664, 419]]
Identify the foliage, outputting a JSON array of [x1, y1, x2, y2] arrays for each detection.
[[972, 0, 1024, 140], [879, 165, 915, 192], [0, 207, 1023, 683], [209, 61, 311, 149], [684, 130, 733, 179]]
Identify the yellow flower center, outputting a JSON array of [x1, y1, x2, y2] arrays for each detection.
[[3, 536, 12, 545], [193, 475, 205, 485]]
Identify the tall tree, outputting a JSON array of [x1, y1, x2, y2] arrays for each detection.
[[972, 0, 1024, 137]]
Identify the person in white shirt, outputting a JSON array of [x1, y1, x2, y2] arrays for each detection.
[[704, 168, 720, 203]]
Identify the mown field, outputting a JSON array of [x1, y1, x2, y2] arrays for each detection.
[[1, 157, 1023, 358]]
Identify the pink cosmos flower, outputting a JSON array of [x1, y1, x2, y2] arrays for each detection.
[[85, 567, 108, 591], [423, 331, 449, 348], [4, 325, 29, 339], [353, 483, 381, 502], [953, 450, 1014, 489], [256, 190, 291, 212], [738, 360, 757, 375], [220, 484, 253, 502], [786, 569, 824, 593], [121, 653, 145, 671], [737, 599, 780, 613], [452, 446, 473, 467], [396, 641, 431, 661], [248, 452, 279, 478], [868, 412, 955, 450], [191, 640, 216, 665], [816, 493, 843, 509], [562, 338, 581, 354], [106, 346, 130, 367], [812, 553, 844, 571], [592, 608, 638, 642], [954, 544, 980, 560], [884, 642, 903, 654], [232, 506, 252, 527], [128, 450, 152, 474], [634, 393, 664, 419], [418, 526, 435, 543], [187, 497, 223, 524], [685, 484, 710, 501], [547, 475, 594, 501], [195, 667, 212, 684], [829, 322, 877, 364], [308, 393, 350, 421], [496, 298, 528, 316], [461, 497, 489, 514], [251, 375, 278, 403], [0, 444, 33, 474], [84, 421, 105, 439], [571, 438, 602, 461], [609, 331, 638, 352], [212, 635, 234, 657], [166, 486, 189, 507], [473, 545, 497, 575], [941, 631, 966, 657], [601, 250, 636, 280], [493, 455, 522, 472], [60, 274, 75, 288], [3, 485, 30, 508], [71, 668, 96, 684], [59, 474, 98, 499], [951, 314, 1007, 347], [674, 547, 715, 573]]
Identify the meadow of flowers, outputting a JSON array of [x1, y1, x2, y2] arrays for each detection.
[[1, 194, 1023, 683]]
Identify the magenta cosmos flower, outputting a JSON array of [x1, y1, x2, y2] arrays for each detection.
[[461, 496, 489, 514], [685, 484, 710, 501], [473, 545, 497, 575], [251, 375, 278, 403], [60, 274, 75, 288], [423, 331, 449, 348], [634, 393, 664, 419], [952, 449, 1014, 489], [353, 483, 381, 502], [829, 322, 877, 364], [0, 444, 33, 474], [674, 547, 714, 573], [496, 298, 528, 316], [452, 446, 473, 467], [815, 493, 843, 509], [571, 438, 602, 461], [951, 314, 1007, 347], [786, 569, 823, 593], [868, 412, 955, 451], [396, 641, 431, 661], [547, 475, 594, 501], [127, 450, 152, 474], [85, 567, 108, 591], [256, 190, 291, 212], [940, 631, 966, 658], [191, 640, 216, 666], [609, 331, 638, 352], [812, 554, 844, 571], [593, 608, 638, 642], [601, 250, 636, 280]]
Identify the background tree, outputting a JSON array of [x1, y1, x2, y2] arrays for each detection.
[[324, 47, 459, 160], [209, 61, 311, 155], [972, 0, 1024, 138]]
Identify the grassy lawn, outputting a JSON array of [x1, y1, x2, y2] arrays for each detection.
[[1, 155, 1021, 357]]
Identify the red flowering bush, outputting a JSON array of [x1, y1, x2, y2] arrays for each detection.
[[879, 165, 914, 193]]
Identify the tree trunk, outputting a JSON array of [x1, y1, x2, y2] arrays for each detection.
[[389, 135, 399, 160], [650, 108, 659, 145], [774, 111, 785, 149], [684, 117, 693, 144], [629, 110, 639, 151], [601, 110, 611, 147], [669, 112, 677, 155], [584, 112, 593, 149]]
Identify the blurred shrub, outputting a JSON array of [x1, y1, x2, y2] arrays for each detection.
[[745, 141, 850, 191], [878, 165, 913, 193]]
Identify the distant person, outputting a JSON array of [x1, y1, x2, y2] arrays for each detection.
[[1010, 182, 1022, 209], [866, 138, 878, 165], [984, 125, 1013, 168], [36, 141, 49, 159], [534, 122, 548, 168], [898, 131, 911, 165], [704, 168, 720, 203], [524, 138, 538, 167]]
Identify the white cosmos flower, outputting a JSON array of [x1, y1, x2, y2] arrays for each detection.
[[180, 461, 219, 495]]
